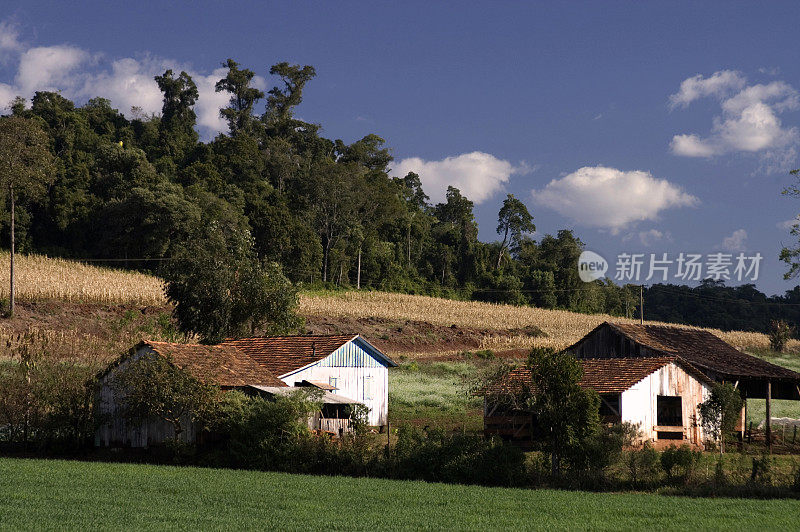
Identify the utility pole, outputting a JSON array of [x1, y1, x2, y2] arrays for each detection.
[[639, 284, 644, 324]]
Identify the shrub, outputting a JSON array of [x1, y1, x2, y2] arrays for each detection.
[[625, 442, 661, 485], [661, 444, 701, 482], [698, 382, 743, 453], [768, 320, 794, 352], [750, 453, 773, 485]]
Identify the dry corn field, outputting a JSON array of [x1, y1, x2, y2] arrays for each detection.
[[300, 291, 800, 354], [0, 252, 166, 305]]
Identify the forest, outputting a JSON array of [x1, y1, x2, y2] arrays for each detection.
[[1, 59, 798, 333]]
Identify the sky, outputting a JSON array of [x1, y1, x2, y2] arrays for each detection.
[[1, 1, 799, 295]]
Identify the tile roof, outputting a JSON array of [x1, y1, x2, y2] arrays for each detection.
[[602, 322, 800, 381], [220, 335, 358, 376], [481, 357, 712, 397], [141, 340, 287, 388]]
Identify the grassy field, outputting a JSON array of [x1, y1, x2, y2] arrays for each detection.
[[389, 360, 483, 430], [2, 457, 800, 530]]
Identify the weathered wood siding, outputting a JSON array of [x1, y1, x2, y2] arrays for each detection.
[[95, 346, 198, 448], [569, 325, 660, 359], [280, 341, 390, 426], [620, 362, 710, 446]]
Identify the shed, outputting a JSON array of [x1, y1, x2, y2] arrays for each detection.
[[566, 322, 800, 447], [481, 357, 714, 448], [221, 335, 397, 427]]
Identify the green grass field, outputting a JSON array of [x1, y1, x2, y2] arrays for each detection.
[[1, 457, 799, 530]]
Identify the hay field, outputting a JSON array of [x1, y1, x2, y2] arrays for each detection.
[[0, 252, 166, 305], [300, 291, 798, 353]]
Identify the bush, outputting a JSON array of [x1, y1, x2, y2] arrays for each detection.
[[661, 444, 701, 482], [750, 453, 773, 485], [768, 320, 794, 352], [625, 442, 661, 486]]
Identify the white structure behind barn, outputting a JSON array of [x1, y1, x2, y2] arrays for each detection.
[[482, 357, 713, 448], [222, 335, 397, 426]]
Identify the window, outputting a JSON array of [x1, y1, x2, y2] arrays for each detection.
[[362, 376, 374, 401], [598, 394, 621, 422], [657, 395, 683, 427], [328, 377, 338, 389]]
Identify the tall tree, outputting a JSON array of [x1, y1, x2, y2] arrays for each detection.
[[265, 62, 316, 128], [0, 117, 56, 316], [215, 59, 265, 136], [154, 69, 199, 160], [495, 193, 535, 269], [780, 168, 800, 279]]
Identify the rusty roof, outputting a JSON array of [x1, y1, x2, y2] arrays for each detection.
[[594, 322, 800, 381], [220, 335, 397, 377], [481, 357, 713, 397], [139, 340, 287, 388]]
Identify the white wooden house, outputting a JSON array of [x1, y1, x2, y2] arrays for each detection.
[[481, 357, 713, 448], [222, 335, 397, 427]]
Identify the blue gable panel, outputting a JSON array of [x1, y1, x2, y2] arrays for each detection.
[[317, 337, 397, 368]]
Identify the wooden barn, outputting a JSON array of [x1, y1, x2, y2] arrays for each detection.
[[566, 322, 800, 445], [480, 357, 714, 448], [221, 335, 397, 427], [95, 340, 368, 448]]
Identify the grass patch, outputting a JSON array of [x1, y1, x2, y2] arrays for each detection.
[[1, 457, 800, 530], [389, 360, 483, 430]]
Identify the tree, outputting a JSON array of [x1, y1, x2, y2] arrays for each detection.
[[495, 194, 535, 269], [111, 352, 219, 439], [526, 347, 601, 477], [0, 116, 56, 316], [163, 206, 303, 343], [215, 59, 265, 136], [768, 319, 794, 352], [265, 62, 316, 128], [698, 382, 743, 454], [154, 69, 199, 160]]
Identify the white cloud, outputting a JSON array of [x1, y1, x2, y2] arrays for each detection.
[[16, 45, 90, 95], [0, 22, 268, 138], [638, 229, 671, 246], [391, 152, 530, 204], [0, 21, 22, 52], [531, 166, 698, 234], [669, 70, 746, 109], [670, 72, 800, 170], [720, 229, 748, 251], [778, 218, 799, 231]]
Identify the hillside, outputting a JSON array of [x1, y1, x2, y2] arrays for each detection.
[[0, 253, 797, 361]]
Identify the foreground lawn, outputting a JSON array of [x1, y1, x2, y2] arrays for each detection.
[[2, 458, 800, 530]]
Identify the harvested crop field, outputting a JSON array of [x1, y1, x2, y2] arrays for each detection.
[[2, 458, 800, 530]]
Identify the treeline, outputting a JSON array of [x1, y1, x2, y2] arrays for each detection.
[[0, 58, 797, 332], [644, 281, 800, 334]]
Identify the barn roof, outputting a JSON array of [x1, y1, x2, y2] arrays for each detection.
[[480, 357, 712, 397], [220, 334, 397, 376], [575, 322, 800, 382], [100, 340, 288, 388]]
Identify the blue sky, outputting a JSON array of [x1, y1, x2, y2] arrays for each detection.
[[1, 1, 799, 294]]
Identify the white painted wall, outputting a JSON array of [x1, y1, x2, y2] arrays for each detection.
[[619, 363, 711, 446], [280, 343, 390, 426]]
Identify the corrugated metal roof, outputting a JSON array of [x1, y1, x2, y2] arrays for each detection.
[[481, 357, 712, 397], [247, 385, 361, 404]]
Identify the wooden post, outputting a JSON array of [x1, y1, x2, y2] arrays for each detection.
[[639, 285, 644, 324], [8, 183, 14, 317], [766, 380, 772, 453]]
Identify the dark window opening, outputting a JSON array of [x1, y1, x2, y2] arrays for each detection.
[[657, 395, 683, 427], [657, 431, 684, 440], [321, 404, 347, 419], [598, 394, 621, 422]]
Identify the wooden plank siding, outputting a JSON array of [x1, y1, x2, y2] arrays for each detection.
[[280, 341, 390, 426]]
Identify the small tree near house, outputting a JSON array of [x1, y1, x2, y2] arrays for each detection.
[[111, 353, 219, 440], [698, 382, 743, 454], [768, 320, 794, 353]]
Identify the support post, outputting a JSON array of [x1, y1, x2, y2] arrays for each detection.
[[766, 380, 772, 453]]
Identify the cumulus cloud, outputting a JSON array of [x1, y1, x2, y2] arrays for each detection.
[[778, 218, 799, 231], [0, 22, 267, 138], [530, 166, 698, 234], [391, 152, 531, 204], [719, 229, 748, 251], [669, 70, 746, 109], [669, 71, 800, 170]]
